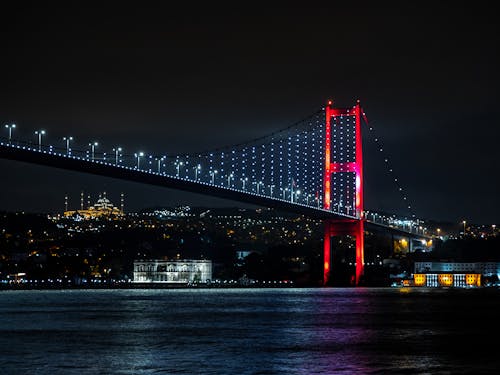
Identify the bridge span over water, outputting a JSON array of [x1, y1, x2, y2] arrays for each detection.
[[1, 100, 431, 285]]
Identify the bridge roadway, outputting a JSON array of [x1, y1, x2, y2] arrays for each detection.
[[0, 142, 430, 239]]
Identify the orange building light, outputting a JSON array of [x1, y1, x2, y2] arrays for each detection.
[[413, 274, 426, 286], [438, 274, 454, 286]]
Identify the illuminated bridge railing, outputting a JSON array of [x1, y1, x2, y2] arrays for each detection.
[[0, 136, 332, 210]]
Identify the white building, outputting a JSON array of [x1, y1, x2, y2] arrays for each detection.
[[414, 261, 500, 276], [133, 259, 212, 284]]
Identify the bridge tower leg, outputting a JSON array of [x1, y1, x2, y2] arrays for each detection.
[[323, 100, 365, 286]]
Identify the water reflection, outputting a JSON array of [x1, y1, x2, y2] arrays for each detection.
[[0, 288, 498, 374]]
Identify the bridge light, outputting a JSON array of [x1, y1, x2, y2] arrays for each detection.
[[295, 190, 301, 203], [174, 160, 184, 177], [269, 184, 275, 197], [157, 156, 166, 174], [240, 177, 248, 190], [135, 152, 144, 169], [35, 130, 46, 151], [113, 147, 122, 165], [227, 172, 234, 187], [63, 136, 73, 155], [210, 170, 218, 184], [256, 181, 264, 195], [89, 142, 98, 161], [193, 164, 201, 180], [5, 123, 15, 144]]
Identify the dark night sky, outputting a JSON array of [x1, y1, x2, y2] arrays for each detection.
[[0, 3, 498, 224]]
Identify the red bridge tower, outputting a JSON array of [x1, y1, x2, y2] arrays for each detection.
[[323, 100, 365, 286]]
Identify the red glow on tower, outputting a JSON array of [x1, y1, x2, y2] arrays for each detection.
[[323, 100, 365, 286]]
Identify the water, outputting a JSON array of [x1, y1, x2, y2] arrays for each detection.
[[0, 287, 498, 374]]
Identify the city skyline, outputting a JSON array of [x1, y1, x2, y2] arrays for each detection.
[[0, 3, 498, 224]]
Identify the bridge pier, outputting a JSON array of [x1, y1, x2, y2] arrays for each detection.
[[323, 219, 365, 286]]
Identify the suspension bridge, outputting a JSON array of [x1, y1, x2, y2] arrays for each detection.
[[0, 100, 431, 286]]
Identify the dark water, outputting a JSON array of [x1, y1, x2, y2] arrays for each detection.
[[0, 288, 498, 374]]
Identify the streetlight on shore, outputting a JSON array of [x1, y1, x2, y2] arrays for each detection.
[[462, 220, 466, 237]]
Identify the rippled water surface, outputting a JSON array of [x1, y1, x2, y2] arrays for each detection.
[[0, 287, 498, 374]]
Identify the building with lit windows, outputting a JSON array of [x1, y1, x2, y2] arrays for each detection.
[[409, 261, 500, 288], [414, 261, 500, 276], [411, 273, 481, 287], [133, 259, 212, 284]]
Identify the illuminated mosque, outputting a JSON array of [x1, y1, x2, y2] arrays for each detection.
[[63, 191, 124, 219]]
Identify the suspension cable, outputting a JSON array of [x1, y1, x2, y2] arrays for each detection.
[[362, 110, 416, 219]]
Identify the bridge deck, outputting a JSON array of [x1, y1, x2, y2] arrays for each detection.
[[0, 142, 430, 239]]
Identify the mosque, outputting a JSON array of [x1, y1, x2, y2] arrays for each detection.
[[63, 191, 124, 219]]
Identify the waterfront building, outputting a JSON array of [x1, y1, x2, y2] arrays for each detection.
[[414, 261, 500, 277], [411, 273, 481, 287], [133, 259, 212, 284], [409, 261, 500, 288]]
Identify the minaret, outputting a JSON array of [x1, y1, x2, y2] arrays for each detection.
[[120, 192, 125, 214], [64, 194, 68, 212], [87, 194, 91, 208], [80, 191, 84, 210]]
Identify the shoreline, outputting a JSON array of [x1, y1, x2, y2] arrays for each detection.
[[1, 283, 498, 292]]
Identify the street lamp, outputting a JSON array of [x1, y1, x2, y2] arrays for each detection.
[[256, 181, 263, 195], [210, 170, 218, 184], [5, 124, 15, 144], [113, 147, 122, 165], [135, 152, 144, 169], [227, 172, 234, 187], [175, 160, 184, 177], [194, 164, 201, 180], [34, 130, 46, 151], [291, 189, 300, 203], [89, 142, 98, 161], [63, 136, 73, 155], [240, 177, 248, 190], [157, 156, 166, 173], [462, 220, 466, 237], [269, 184, 275, 197], [282, 187, 288, 200]]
